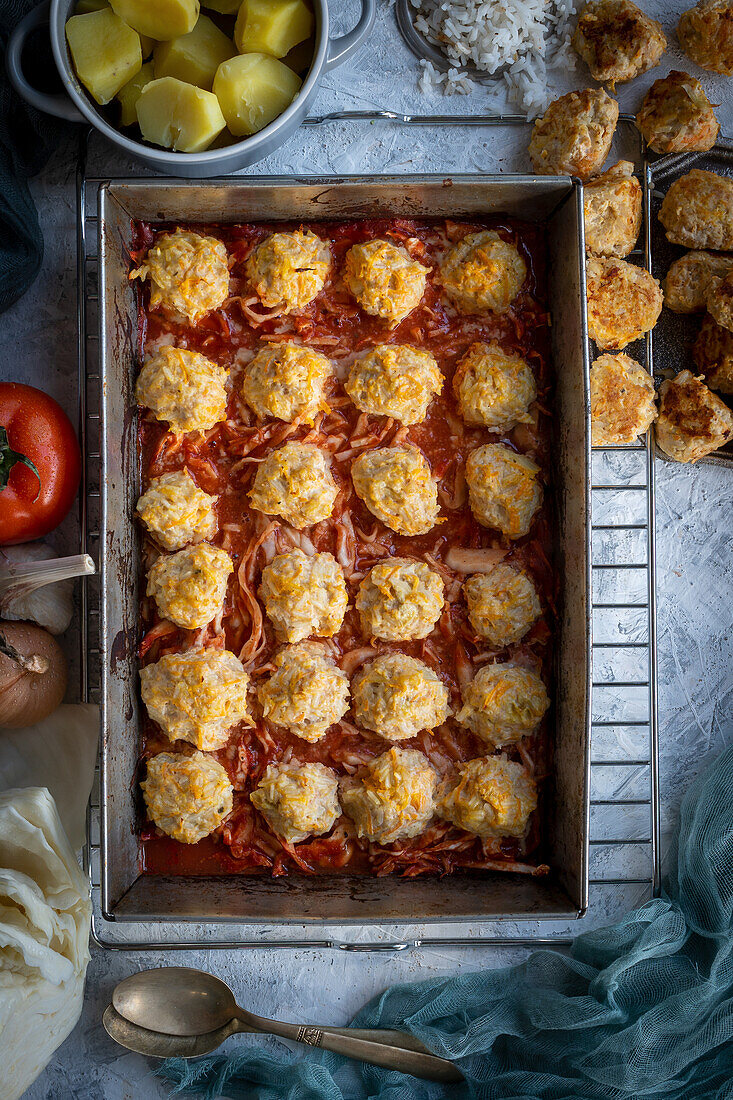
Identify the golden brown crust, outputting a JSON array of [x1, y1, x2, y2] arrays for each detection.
[[583, 161, 642, 257], [663, 251, 733, 313], [529, 89, 619, 180], [590, 352, 658, 444], [656, 369, 733, 461], [678, 0, 733, 75], [636, 71, 719, 154], [586, 256, 663, 350], [659, 170, 733, 251], [692, 313, 733, 392], [573, 0, 666, 83]]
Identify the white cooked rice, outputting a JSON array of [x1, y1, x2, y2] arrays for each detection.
[[410, 0, 578, 117]]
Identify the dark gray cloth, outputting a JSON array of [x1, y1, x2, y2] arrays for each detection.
[[0, 0, 76, 313]]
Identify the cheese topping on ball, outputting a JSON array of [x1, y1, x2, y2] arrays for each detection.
[[249, 443, 338, 529], [529, 88, 619, 180], [583, 161, 643, 259], [259, 548, 348, 643], [136, 346, 229, 435], [453, 342, 536, 431], [693, 313, 733, 394], [136, 469, 217, 552], [437, 755, 537, 840], [257, 641, 350, 742], [356, 558, 444, 642], [572, 0, 666, 85], [464, 565, 541, 648], [146, 543, 233, 629], [590, 353, 658, 445], [246, 229, 332, 313], [141, 750, 233, 845], [351, 446, 440, 536], [343, 239, 429, 328], [251, 761, 341, 843], [140, 646, 251, 751], [466, 444, 542, 540], [457, 663, 550, 748], [586, 256, 663, 351], [345, 344, 443, 425], [130, 229, 230, 325], [655, 369, 733, 463], [242, 342, 332, 423], [439, 231, 526, 315], [352, 653, 450, 741], [340, 747, 437, 844]]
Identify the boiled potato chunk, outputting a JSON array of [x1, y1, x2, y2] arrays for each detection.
[[213, 53, 301, 136], [117, 60, 154, 125], [109, 0, 199, 41], [73, 0, 153, 53], [136, 76, 226, 151], [202, 0, 241, 11], [234, 0, 313, 58], [66, 9, 142, 105], [154, 15, 235, 91]]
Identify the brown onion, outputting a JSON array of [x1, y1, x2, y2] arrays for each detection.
[[0, 621, 67, 729]]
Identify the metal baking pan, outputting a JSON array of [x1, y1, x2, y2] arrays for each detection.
[[98, 175, 591, 924]]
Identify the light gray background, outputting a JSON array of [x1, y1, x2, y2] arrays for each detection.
[[2, 0, 731, 1096]]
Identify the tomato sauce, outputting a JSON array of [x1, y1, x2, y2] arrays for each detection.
[[132, 215, 559, 880]]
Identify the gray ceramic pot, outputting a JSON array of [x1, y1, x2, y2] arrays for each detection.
[[7, 0, 375, 177]]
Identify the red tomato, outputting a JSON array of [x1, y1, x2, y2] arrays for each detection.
[[0, 383, 81, 545]]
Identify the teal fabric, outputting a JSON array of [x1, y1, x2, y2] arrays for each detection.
[[160, 745, 733, 1100], [0, 1, 75, 313]]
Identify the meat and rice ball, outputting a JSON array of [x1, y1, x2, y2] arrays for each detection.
[[340, 747, 437, 845], [141, 750, 233, 845], [572, 0, 666, 84], [658, 170, 733, 251], [453, 341, 536, 432], [457, 664, 550, 749], [352, 653, 450, 741], [146, 543, 232, 630], [655, 370, 733, 462], [250, 762, 341, 843], [351, 446, 440, 536], [693, 315, 733, 393], [529, 89, 619, 180], [242, 343, 331, 423], [586, 256, 663, 350], [259, 548, 348, 643], [249, 443, 338, 529], [136, 469, 217, 552], [465, 444, 542, 540], [140, 646, 251, 751], [590, 353, 658, 445], [345, 344, 443, 424], [245, 229, 332, 313], [257, 641, 350, 742], [437, 755, 538, 840], [130, 229, 229, 325], [439, 231, 526, 315], [664, 252, 733, 314], [463, 565, 541, 648], [583, 161, 642, 259], [636, 72, 719, 155], [135, 346, 229, 435], [343, 239, 429, 328], [677, 0, 733, 75], [356, 558, 444, 642]]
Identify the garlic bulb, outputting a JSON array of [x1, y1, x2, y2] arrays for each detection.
[[0, 544, 95, 635]]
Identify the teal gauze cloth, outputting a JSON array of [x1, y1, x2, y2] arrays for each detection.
[[160, 745, 733, 1100], [0, 1, 74, 313]]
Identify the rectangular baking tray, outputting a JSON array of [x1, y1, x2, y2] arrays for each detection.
[[98, 175, 591, 924]]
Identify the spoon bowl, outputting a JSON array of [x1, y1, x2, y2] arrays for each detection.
[[114, 967, 243, 1038]]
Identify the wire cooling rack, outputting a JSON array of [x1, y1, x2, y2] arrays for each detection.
[[78, 117, 661, 950]]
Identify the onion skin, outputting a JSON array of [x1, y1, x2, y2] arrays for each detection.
[[0, 621, 67, 729]]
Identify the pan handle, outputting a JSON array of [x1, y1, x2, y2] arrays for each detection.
[[325, 0, 376, 72], [6, 0, 85, 122]]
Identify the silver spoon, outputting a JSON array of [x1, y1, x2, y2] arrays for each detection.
[[111, 967, 462, 1083]]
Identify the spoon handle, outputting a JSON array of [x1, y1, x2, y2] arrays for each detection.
[[240, 1014, 462, 1083]]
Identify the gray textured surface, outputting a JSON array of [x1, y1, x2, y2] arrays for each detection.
[[2, 0, 731, 1096]]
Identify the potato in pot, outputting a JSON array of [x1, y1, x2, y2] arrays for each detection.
[[117, 61, 154, 127], [235, 0, 314, 58], [213, 53, 302, 137], [136, 76, 227, 152], [153, 15, 235, 91], [65, 8, 142, 105], [109, 0, 200, 41]]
